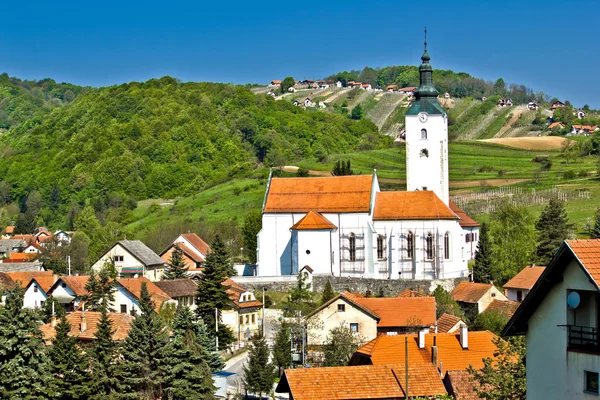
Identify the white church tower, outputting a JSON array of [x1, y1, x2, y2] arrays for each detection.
[[405, 31, 449, 205]]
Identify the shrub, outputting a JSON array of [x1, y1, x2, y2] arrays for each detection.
[[578, 170, 589, 178], [562, 170, 576, 180]]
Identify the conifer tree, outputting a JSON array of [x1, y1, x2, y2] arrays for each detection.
[[242, 334, 274, 398], [272, 323, 292, 376], [88, 307, 118, 399], [162, 243, 189, 280], [592, 213, 600, 239], [535, 198, 573, 265], [0, 286, 55, 399], [49, 315, 90, 399], [115, 282, 169, 398], [84, 262, 117, 312], [321, 280, 335, 305], [473, 222, 493, 283]]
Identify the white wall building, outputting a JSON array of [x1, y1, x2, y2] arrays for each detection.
[[255, 45, 478, 280], [91, 240, 166, 282]]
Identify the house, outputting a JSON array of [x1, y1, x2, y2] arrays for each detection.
[[503, 265, 545, 301], [114, 277, 174, 314], [275, 363, 447, 400], [0, 239, 26, 258], [23, 242, 43, 254], [436, 313, 464, 333], [319, 83, 329, 89], [318, 101, 326, 109], [451, 282, 508, 319], [11, 234, 38, 245], [387, 84, 396, 92], [503, 239, 600, 399], [0, 261, 45, 273], [444, 92, 451, 99], [336, 81, 342, 88], [398, 87, 416, 95], [551, 100, 566, 109], [443, 370, 484, 400], [154, 278, 198, 309], [497, 98, 513, 107], [577, 109, 586, 119], [484, 298, 518, 318], [47, 275, 90, 312], [449, 200, 480, 260], [266, 91, 276, 98], [303, 97, 313, 107], [222, 278, 263, 341], [5, 252, 37, 263], [398, 288, 428, 298], [293, 99, 302, 106], [361, 83, 372, 90], [40, 311, 134, 343], [288, 86, 296, 92], [269, 80, 281, 87], [571, 124, 599, 135], [92, 240, 166, 281], [528, 100, 539, 110], [2, 225, 15, 239], [160, 233, 210, 272], [548, 121, 566, 130], [349, 81, 362, 89], [53, 230, 74, 245], [481, 96, 488, 101], [22, 273, 58, 309]]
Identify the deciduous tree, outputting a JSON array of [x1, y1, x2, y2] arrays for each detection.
[[323, 323, 364, 367], [432, 286, 464, 320]]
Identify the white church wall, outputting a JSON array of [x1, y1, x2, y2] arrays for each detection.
[[294, 230, 333, 275]]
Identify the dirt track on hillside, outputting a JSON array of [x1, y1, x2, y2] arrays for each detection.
[[479, 136, 572, 150]]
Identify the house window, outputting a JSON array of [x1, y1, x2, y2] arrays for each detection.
[[245, 315, 249, 324], [425, 232, 434, 260], [444, 232, 450, 259], [113, 255, 124, 262], [585, 371, 599, 395], [420, 148, 429, 158], [349, 233, 356, 262], [239, 316, 243, 325], [120, 304, 127, 314], [61, 282, 67, 288], [338, 304, 345, 312], [517, 290, 523, 302], [34, 285, 39, 293], [350, 323, 359, 333], [377, 235, 385, 260], [421, 129, 427, 139], [252, 314, 256, 324], [407, 232, 414, 259]]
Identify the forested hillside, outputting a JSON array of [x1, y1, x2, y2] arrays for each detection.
[[0, 76, 387, 228]]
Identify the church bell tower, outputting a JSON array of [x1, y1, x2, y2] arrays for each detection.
[[405, 29, 449, 205]]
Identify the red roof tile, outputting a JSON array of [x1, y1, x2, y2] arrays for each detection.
[[449, 201, 480, 227], [504, 265, 545, 290], [451, 282, 494, 304], [445, 370, 484, 400], [566, 239, 600, 286], [290, 211, 337, 230], [223, 278, 262, 309], [181, 233, 210, 255], [352, 296, 436, 327], [40, 311, 134, 342], [485, 299, 518, 317], [373, 191, 457, 220], [437, 313, 463, 333], [117, 278, 172, 312], [398, 288, 429, 298], [6, 271, 54, 289]]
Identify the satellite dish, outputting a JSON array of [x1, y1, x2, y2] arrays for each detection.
[[567, 291, 581, 309]]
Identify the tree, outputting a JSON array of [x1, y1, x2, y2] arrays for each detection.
[[280, 76, 295, 94], [114, 282, 169, 398], [535, 198, 573, 265], [241, 210, 262, 264], [0, 181, 10, 205], [0, 286, 54, 399], [321, 280, 335, 305], [87, 308, 118, 399], [323, 323, 363, 367], [331, 159, 354, 176], [272, 323, 292, 376], [468, 336, 526, 400], [473, 222, 493, 283], [162, 243, 189, 279], [493, 78, 506, 95], [350, 103, 363, 120], [84, 262, 117, 312], [593, 213, 600, 239], [471, 309, 510, 335], [285, 272, 314, 316], [242, 334, 274, 398], [489, 202, 536, 285], [432, 285, 464, 320], [48, 315, 90, 399]]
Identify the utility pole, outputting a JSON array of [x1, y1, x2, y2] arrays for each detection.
[[405, 336, 409, 399], [215, 307, 219, 350], [67, 256, 71, 276], [262, 287, 266, 338]]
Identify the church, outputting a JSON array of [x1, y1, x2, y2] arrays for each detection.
[[256, 43, 480, 280]]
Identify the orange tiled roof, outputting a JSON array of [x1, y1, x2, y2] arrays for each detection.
[[277, 363, 446, 399], [117, 278, 172, 312], [504, 265, 545, 290], [28, 275, 58, 293], [223, 278, 262, 309], [373, 191, 457, 220], [485, 299, 518, 317], [0, 272, 16, 290], [548, 122, 565, 129], [572, 125, 598, 131], [437, 313, 463, 333], [386, 85, 396, 89], [451, 282, 494, 304], [40, 311, 134, 342], [181, 233, 210, 255], [263, 175, 374, 213], [446, 370, 484, 400], [11, 234, 37, 244], [351, 296, 436, 327], [3, 225, 15, 234], [8, 252, 37, 262], [449, 200, 480, 227], [566, 240, 600, 285], [6, 271, 54, 289], [161, 242, 205, 266], [354, 330, 500, 371], [290, 211, 337, 230], [51, 276, 90, 296], [398, 288, 429, 298]]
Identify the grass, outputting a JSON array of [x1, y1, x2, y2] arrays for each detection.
[[479, 107, 513, 139]]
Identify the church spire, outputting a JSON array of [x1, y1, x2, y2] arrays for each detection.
[[406, 29, 444, 116]]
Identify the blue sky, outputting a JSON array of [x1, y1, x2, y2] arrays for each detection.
[[1, 0, 598, 107]]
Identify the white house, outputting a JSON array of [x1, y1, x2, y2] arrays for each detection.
[[504, 239, 600, 399], [114, 277, 174, 314], [336, 81, 342, 88], [91, 240, 166, 282], [303, 97, 313, 107], [47, 275, 89, 312], [154, 278, 198, 310], [361, 83, 372, 90], [503, 265, 545, 302], [528, 101, 539, 111], [160, 233, 210, 272], [222, 278, 263, 341], [577, 110, 586, 119], [256, 46, 477, 280], [54, 230, 74, 245], [23, 275, 57, 309]]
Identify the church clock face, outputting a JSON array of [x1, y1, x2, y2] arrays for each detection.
[[418, 112, 428, 123]]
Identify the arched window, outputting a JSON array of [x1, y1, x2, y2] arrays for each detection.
[[425, 232, 434, 260], [349, 233, 356, 262], [420, 148, 429, 158], [444, 232, 450, 259], [406, 231, 414, 259], [377, 235, 385, 260], [421, 129, 427, 139]]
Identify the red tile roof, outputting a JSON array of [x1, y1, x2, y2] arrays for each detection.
[[50, 276, 90, 296], [290, 211, 337, 230], [180, 233, 210, 256], [398, 288, 429, 298], [504, 265, 545, 290], [154, 278, 197, 298], [263, 175, 374, 213], [161, 242, 205, 266], [350, 295, 436, 327], [3, 225, 15, 234], [223, 278, 262, 308], [40, 311, 134, 342], [27, 275, 58, 294], [445, 370, 484, 400], [485, 299, 518, 317], [6, 271, 54, 289], [0, 272, 16, 290], [449, 200, 480, 227], [566, 239, 600, 285], [548, 122, 565, 129], [374, 191, 457, 220], [451, 282, 494, 304], [277, 363, 446, 399], [572, 125, 598, 131], [437, 313, 463, 333], [117, 278, 172, 312]]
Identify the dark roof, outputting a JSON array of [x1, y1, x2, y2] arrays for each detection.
[[154, 279, 198, 298], [118, 240, 165, 267], [0, 239, 26, 253], [0, 262, 44, 273]]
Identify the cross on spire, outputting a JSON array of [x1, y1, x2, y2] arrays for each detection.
[[424, 26, 427, 51]]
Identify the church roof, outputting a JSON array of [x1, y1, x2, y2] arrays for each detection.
[[290, 211, 337, 230], [373, 191, 457, 220], [263, 175, 374, 213], [449, 201, 480, 228]]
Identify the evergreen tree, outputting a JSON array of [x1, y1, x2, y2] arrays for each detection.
[[286, 272, 314, 316], [196, 318, 226, 372], [242, 334, 274, 398], [321, 280, 335, 305], [0, 286, 54, 399], [241, 211, 262, 264], [162, 243, 189, 280], [84, 263, 117, 312], [473, 222, 493, 283], [115, 282, 169, 399], [272, 323, 292, 376], [535, 198, 573, 265], [432, 286, 464, 320], [49, 315, 90, 399], [88, 307, 118, 399], [592, 212, 600, 239], [331, 159, 354, 176]]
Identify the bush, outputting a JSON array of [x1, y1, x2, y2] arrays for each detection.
[[531, 156, 552, 171], [578, 170, 590, 178], [232, 186, 242, 196], [296, 167, 309, 177], [562, 170, 576, 180]]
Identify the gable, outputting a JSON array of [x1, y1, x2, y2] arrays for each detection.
[[308, 295, 380, 322]]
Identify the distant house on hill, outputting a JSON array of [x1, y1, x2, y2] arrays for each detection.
[[444, 92, 451, 99], [361, 83, 372, 90], [336, 81, 343, 88], [576, 109, 586, 119], [571, 124, 599, 135], [551, 100, 566, 110], [386, 84, 396, 92], [2, 225, 15, 239], [268, 80, 281, 87], [481, 96, 488, 101], [528, 100, 539, 110], [548, 121, 566, 130], [399, 87, 416, 95], [91, 240, 166, 281], [498, 98, 513, 107], [160, 233, 210, 274], [287, 86, 295, 92], [303, 97, 314, 107]]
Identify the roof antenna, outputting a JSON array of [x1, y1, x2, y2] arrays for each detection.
[[424, 26, 427, 51]]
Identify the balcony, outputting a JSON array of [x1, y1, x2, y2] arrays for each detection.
[[563, 325, 600, 352]]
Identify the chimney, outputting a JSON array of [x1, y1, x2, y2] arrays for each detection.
[[80, 315, 87, 332], [51, 316, 58, 327], [418, 329, 427, 349], [417, 286, 423, 294], [460, 324, 468, 349], [365, 290, 372, 298], [431, 335, 438, 366]]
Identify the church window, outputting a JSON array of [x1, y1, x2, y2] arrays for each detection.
[[377, 235, 385, 260], [444, 232, 450, 259], [420, 148, 429, 158], [421, 129, 427, 139], [349, 233, 356, 262], [425, 232, 434, 260], [406, 232, 414, 259]]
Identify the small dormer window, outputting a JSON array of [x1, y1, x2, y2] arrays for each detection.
[[338, 304, 345, 312], [61, 283, 67, 288], [33, 285, 39, 293]]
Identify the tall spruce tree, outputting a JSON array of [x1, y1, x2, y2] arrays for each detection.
[[592, 212, 600, 239], [535, 198, 573, 265], [272, 323, 292, 376], [321, 280, 335, 305], [242, 334, 274, 398], [49, 315, 90, 400], [0, 286, 55, 399], [162, 306, 215, 399], [162, 243, 189, 280], [115, 282, 169, 399], [84, 262, 117, 312], [88, 308, 118, 399], [473, 222, 493, 283]]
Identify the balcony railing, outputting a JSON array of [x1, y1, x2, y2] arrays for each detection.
[[562, 325, 599, 352]]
